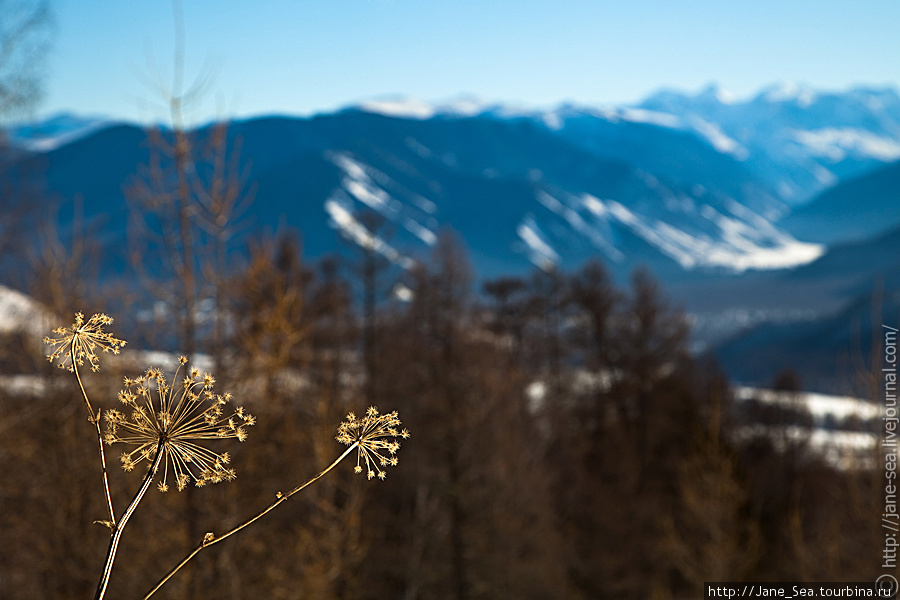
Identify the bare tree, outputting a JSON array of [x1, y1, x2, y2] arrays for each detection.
[[0, 0, 51, 282], [125, 7, 253, 599], [0, 0, 50, 120]]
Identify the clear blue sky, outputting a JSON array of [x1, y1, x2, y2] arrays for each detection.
[[38, 0, 900, 124]]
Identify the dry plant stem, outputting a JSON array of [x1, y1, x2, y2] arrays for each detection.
[[94, 439, 165, 600], [142, 441, 359, 600], [71, 338, 116, 527]]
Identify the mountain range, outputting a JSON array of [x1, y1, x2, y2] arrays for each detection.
[[2, 83, 899, 393]]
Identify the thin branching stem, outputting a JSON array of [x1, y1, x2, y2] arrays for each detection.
[[71, 354, 95, 417], [94, 438, 165, 600], [71, 337, 116, 527], [142, 441, 359, 600]]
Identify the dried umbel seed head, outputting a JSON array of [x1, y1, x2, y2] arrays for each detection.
[[44, 312, 126, 372], [105, 358, 255, 492], [336, 406, 409, 480]]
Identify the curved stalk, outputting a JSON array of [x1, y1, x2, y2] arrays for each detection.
[[71, 338, 116, 527], [142, 441, 358, 600], [94, 438, 165, 600]]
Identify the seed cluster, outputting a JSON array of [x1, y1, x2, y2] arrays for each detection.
[[336, 406, 409, 480], [44, 312, 126, 373], [104, 357, 254, 492]]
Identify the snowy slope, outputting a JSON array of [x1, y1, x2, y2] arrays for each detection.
[[8, 83, 897, 282], [734, 386, 880, 470], [639, 83, 900, 204], [4, 113, 113, 152]]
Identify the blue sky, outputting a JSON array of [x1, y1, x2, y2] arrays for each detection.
[[39, 0, 900, 124]]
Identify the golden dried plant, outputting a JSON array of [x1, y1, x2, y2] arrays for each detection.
[[42, 312, 409, 600], [44, 312, 126, 374], [105, 356, 254, 492], [337, 406, 410, 480], [143, 406, 408, 599]]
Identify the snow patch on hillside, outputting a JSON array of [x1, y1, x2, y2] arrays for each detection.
[[735, 386, 879, 470], [5, 114, 112, 152], [618, 108, 681, 128], [324, 198, 415, 269], [580, 198, 822, 271], [326, 151, 441, 264], [689, 117, 749, 160], [516, 216, 559, 271], [358, 98, 437, 120], [791, 128, 900, 162], [761, 82, 818, 107], [0, 285, 50, 337]]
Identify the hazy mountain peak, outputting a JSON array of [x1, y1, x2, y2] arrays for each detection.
[[354, 94, 539, 121], [757, 81, 818, 106], [3, 112, 113, 151], [698, 83, 738, 105]]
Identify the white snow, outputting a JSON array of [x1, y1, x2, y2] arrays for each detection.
[[330, 152, 368, 180], [8, 117, 112, 152], [603, 200, 823, 271], [580, 194, 608, 217], [344, 179, 394, 213], [358, 96, 532, 121], [324, 199, 415, 269], [0, 375, 50, 397], [403, 217, 437, 245], [618, 108, 682, 128], [791, 127, 900, 162], [763, 82, 818, 107], [404, 137, 433, 158], [713, 86, 737, 105], [735, 386, 881, 421], [689, 117, 749, 160], [393, 284, 414, 302], [127, 350, 214, 373], [410, 193, 438, 214], [812, 164, 838, 186], [439, 98, 492, 117], [735, 386, 880, 470], [358, 98, 436, 120], [698, 205, 825, 270], [541, 111, 564, 131], [537, 191, 623, 262], [516, 217, 559, 270], [0, 285, 50, 337], [328, 151, 438, 253]]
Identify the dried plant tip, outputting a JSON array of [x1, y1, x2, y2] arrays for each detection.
[[44, 312, 126, 372], [105, 360, 255, 492], [336, 407, 407, 481]]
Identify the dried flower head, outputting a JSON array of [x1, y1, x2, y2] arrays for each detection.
[[336, 406, 409, 480], [104, 358, 255, 492], [44, 312, 126, 372]]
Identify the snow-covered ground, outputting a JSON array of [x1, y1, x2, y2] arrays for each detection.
[[0, 284, 51, 338], [734, 386, 881, 470]]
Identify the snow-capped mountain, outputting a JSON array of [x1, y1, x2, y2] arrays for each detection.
[[357, 84, 900, 211], [3, 83, 897, 282], [3, 112, 112, 151], [3, 83, 898, 393], [639, 83, 900, 205]]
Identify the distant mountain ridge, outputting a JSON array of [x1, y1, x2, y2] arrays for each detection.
[[4, 83, 897, 282], [3, 113, 113, 151], [638, 83, 900, 205], [357, 83, 900, 208], [3, 82, 899, 394], [778, 159, 900, 245]]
